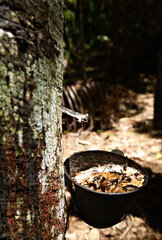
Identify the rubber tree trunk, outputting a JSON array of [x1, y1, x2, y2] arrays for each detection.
[[154, 45, 162, 130], [0, 0, 65, 239]]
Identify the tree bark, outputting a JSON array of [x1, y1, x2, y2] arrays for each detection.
[[0, 0, 65, 239], [154, 45, 162, 130]]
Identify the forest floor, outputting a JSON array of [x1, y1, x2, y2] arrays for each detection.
[[63, 92, 162, 240]]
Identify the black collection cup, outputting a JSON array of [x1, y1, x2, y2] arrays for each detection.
[[64, 150, 148, 228]]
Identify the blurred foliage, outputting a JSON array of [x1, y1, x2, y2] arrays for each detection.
[[64, 0, 162, 89]]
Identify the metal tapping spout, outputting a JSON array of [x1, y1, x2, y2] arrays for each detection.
[[61, 106, 89, 123]]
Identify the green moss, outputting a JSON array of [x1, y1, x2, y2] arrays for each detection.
[[0, 44, 5, 55], [0, 60, 7, 78]]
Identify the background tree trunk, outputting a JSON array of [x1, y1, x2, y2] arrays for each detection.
[[0, 0, 65, 239], [154, 45, 162, 130]]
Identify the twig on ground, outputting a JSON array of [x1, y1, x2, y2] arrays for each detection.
[[119, 215, 134, 240]]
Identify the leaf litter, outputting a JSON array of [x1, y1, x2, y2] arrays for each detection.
[[72, 163, 145, 193]]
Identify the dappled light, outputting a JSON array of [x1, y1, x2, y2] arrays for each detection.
[[63, 1, 162, 238], [63, 92, 162, 239]]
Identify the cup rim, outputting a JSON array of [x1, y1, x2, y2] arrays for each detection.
[[64, 150, 149, 196]]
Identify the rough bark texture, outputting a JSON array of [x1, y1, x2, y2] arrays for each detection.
[[0, 0, 65, 239], [154, 45, 162, 130]]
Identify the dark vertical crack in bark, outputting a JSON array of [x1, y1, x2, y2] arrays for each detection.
[[21, 73, 42, 240], [0, 128, 10, 239]]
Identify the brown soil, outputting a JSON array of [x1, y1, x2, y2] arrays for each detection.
[[63, 93, 162, 240]]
